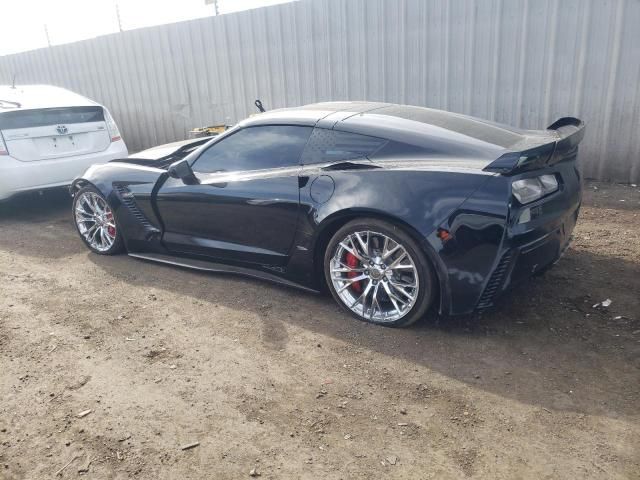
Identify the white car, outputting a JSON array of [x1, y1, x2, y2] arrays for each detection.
[[0, 85, 128, 201]]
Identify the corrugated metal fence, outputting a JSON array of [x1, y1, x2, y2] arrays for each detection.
[[1, 0, 639, 182]]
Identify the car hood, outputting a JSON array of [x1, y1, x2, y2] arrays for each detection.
[[111, 137, 213, 168]]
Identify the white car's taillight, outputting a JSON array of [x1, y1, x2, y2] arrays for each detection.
[[103, 108, 122, 142], [512, 174, 559, 204], [0, 132, 8, 155]]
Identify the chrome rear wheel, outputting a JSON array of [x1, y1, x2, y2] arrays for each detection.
[[329, 230, 420, 323], [74, 191, 117, 253]]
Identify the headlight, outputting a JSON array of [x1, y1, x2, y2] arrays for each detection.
[[512, 174, 558, 204], [539, 174, 558, 191]]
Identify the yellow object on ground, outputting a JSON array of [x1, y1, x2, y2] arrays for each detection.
[[188, 124, 230, 138]]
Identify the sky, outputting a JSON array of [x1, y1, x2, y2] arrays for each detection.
[[0, 0, 297, 56]]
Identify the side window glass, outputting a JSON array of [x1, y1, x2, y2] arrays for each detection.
[[301, 128, 387, 165], [193, 125, 312, 173]]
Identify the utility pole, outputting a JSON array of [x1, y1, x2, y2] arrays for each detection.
[[205, 0, 219, 15], [44, 24, 51, 47], [115, 1, 123, 32]]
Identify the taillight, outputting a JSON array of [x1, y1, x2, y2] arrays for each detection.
[[512, 174, 559, 204], [0, 132, 8, 155], [103, 108, 122, 142]]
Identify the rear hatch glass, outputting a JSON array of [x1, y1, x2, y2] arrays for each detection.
[[376, 105, 524, 149], [0, 106, 104, 129], [0, 107, 110, 161]]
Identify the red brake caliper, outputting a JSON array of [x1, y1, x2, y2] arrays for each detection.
[[345, 252, 362, 293], [106, 212, 116, 237]]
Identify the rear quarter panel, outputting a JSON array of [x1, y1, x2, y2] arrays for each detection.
[[288, 166, 506, 311], [434, 175, 510, 314]]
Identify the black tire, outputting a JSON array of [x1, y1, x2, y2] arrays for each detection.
[[324, 218, 435, 327], [72, 185, 125, 255]]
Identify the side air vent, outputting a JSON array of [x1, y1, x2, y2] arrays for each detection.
[[476, 250, 514, 309], [114, 185, 156, 230]]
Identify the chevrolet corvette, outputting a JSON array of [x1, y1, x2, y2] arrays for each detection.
[[70, 102, 584, 327]]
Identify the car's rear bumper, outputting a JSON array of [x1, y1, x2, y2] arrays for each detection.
[[476, 194, 581, 310], [0, 140, 128, 201]]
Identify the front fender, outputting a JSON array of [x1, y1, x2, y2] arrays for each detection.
[[71, 162, 166, 252]]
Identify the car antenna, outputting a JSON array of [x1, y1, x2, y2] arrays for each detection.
[[10, 73, 17, 89], [254, 99, 266, 113]]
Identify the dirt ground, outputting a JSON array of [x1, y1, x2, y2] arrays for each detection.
[[0, 180, 639, 479]]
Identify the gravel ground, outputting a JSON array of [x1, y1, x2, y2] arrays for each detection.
[[0, 181, 639, 479]]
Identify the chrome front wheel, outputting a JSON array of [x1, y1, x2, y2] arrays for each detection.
[[73, 189, 120, 253], [329, 229, 421, 324]]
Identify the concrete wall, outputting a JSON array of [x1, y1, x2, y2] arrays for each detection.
[[1, 0, 639, 181]]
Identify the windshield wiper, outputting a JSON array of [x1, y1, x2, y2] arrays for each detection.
[[0, 99, 21, 108]]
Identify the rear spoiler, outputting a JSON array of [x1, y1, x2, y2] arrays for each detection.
[[484, 117, 585, 174]]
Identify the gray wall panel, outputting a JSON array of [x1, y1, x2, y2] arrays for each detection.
[[0, 0, 638, 181]]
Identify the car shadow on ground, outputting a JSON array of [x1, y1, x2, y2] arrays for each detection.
[[2, 190, 639, 420], [0, 188, 72, 220], [86, 246, 640, 420], [0, 189, 78, 259]]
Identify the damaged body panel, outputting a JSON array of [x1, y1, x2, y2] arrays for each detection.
[[71, 102, 584, 324]]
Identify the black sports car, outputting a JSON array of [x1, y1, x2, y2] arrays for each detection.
[[70, 102, 585, 327]]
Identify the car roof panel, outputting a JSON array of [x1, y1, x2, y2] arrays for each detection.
[[250, 102, 544, 151], [0, 84, 100, 111]]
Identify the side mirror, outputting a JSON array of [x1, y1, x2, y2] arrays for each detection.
[[167, 159, 199, 185]]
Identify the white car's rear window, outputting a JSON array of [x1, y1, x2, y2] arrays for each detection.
[[0, 106, 104, 130]]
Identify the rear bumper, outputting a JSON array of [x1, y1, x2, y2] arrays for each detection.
[[0, 140, 128, 201], [476, 198, 580, 310]]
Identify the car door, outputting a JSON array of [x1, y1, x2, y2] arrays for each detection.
[[155, 125, 312, 266]]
